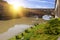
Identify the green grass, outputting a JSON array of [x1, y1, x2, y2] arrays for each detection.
[[9, 18, 60, 40]]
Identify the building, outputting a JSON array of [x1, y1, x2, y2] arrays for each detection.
[[25, 8, 55, 18]]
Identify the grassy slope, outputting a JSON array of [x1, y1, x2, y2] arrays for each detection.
[[9, 18, 60, 40]]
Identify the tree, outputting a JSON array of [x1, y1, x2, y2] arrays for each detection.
[[0, 0, 3, 2], [0, 0, 12, 20]]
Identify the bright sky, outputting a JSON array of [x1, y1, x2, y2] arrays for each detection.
[[4, 0, 55, 8]]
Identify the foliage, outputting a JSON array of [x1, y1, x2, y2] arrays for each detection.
[[0, 0, 3, 2], [44, 18, 60, 35], [0, 0, 13, 20], [9, 18, 60, 40]]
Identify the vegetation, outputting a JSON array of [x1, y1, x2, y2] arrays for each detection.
[[0, 0, 13, 20], [9, 18, 60, 40]]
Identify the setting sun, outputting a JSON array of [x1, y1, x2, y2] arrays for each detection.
[[12, 3, 21, 10], [4, 0, 25, 17], [10, 3, 24, 17], [13, 5, 19, 10], [6, 1, 22, 10]]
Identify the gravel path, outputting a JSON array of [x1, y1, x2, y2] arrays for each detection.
[[0, 24, 33, 40]]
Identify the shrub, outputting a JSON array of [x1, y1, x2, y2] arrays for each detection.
[[44, 18, 60, 35], [9, 18, 60, 40], [25, 28, 32, 33]]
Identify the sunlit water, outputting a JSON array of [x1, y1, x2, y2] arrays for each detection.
[[0, 24, 33, 40]]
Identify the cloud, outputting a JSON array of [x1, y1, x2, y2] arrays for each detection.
[[4, 0, 25, 3], [27, 0, 55, 4], [4, 0, 55, 4], [4, 0, 55, 8], [4, 0, 25, 6], [34, 5, 48, 8], [4, 0, 55, 5], [33, 5, 54, 8]]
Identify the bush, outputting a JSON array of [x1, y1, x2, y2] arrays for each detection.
[[9, 18, 60, 40], [44, 18, 60, 35], [25, 29, 31, 33]]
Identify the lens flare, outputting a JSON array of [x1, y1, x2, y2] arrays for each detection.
[[13, 5, 20, 10]]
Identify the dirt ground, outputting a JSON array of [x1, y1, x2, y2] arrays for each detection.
[[0, 17, 45, 33]]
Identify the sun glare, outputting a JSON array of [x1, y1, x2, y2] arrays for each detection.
[[5, 0, 25, 17], [13, 5, 20, 10]]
